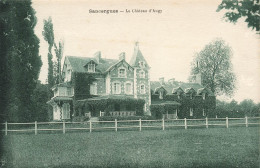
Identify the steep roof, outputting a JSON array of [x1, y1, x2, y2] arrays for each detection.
[[129, 42, 150, 68], [66, 56, 118, 73], [150, 80, 213, 95]]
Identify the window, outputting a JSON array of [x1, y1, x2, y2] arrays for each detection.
[[88, 62, 95, 72], [178, 94, 181, 100], [90, 83, 97, 95], [66, 69, 71, 81], [139, 71, 145, 78], [119, 68, 126, 77], [190, 108, 193, 116], [67, 88, 72, 96], [202, 93, 207, 100], [159, 91, 163, 99], [139, 61, 145, 67], [59, 87, 66, 96], [140, 84, 145, 94], [202, 108, 206, 116], [190, 93, 193, 99], [125, 82, 132, 94], [113, 82, 121, 94]]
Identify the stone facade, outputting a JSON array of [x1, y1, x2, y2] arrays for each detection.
[[48, 43, 151, 120]]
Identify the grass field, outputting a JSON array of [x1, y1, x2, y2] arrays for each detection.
[[2, 127, 259, 168]]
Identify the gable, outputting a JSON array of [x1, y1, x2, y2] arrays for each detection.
[[65, 56, 118, 73], [84, 60, 98, 67], [154, 86, 167, 94], [107, 59, 134, 72], [172, 87, 184, 94]]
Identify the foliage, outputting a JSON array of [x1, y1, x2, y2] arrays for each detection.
[[0, 0, 42, 122], [150, 105, 164, 119], [214, 99, 260, 117], [98, 115, 155, 121], [54, 40, 64, 83], [75, 98, 145, 117], [189, 39, 236, 97], [42, 17, 64, 86], [72, 116, 90, 122], [73, 72, 97, 100], [42, 17, 55, 87], [30, 81, 49, 121], [217, 0, 260, 32]]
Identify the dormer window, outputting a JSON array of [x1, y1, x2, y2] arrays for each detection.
[[139, 70, 145, 78], [88, 62, 95, 72], [177, 93, 182, 99], [159, 91, 163, 99], [202, 93, 207, 100], [119, 68, 126, 77], [190, 93, 193, 99]]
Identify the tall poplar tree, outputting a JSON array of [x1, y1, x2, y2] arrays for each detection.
[[42, 17, 55, 87]]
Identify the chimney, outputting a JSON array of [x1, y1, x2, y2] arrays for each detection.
[[168, 78, 175, 85], [94, 51, 101, 63], [195, 73, 202, 85], [195, 60, 202, 85], [119, 52, 125, 60], [159, 77, 164, 85]]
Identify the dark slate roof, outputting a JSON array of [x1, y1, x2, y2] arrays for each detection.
[[129, 44, 150, 68], [150, 81, 213, 95], [51, 82, 72, 90], [66, 56, 118, 73]]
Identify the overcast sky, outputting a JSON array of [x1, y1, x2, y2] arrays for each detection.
[[32, 0, 260, 103]]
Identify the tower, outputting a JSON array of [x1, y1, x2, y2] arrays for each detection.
[[130, 42, 151, 115]]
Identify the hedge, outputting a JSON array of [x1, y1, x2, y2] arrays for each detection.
[[98, 115, 155, 121]]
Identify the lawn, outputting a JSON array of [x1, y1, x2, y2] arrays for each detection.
[[1, 127, 259, 168]]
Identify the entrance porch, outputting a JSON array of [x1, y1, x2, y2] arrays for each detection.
[[150, 101, 181, 119]]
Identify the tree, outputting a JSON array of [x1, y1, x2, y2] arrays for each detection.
[[239, 99, 256, 117], [42, 17, 55, 87], [0, 0, 42, 122], [0, 1, 11, 123], [217, 0, 260, 32], [43, 17, 64, 85], [189, 39, 236, 97], [54, 40, 64, 83], [31, 81, 49, 121]]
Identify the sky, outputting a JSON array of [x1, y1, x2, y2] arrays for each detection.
[[32, 0, 260, 103]]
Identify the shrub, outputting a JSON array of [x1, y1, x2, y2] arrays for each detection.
[[98, 115, 155, 121], [72, 116, 90, 122]]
